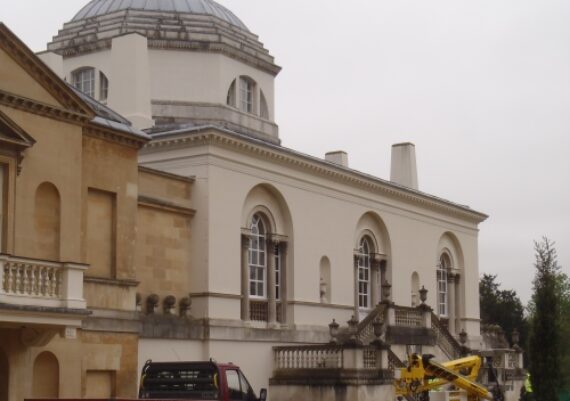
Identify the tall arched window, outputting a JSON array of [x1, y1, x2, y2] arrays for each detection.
[[437, 253, 451, 317], [357, 237, 372, 309], [99, 72, 109, 102], [249, 214, 267, 299]]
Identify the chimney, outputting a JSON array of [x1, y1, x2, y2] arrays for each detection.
[[325, 151, 349, 168], [390, 143, 418, 190]]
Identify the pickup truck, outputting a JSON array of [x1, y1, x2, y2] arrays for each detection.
[[139, 360, 267, 401]]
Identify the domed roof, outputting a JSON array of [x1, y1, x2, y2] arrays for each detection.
[[72, 0, 248, 31]]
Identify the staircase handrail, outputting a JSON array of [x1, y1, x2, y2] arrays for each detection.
[[431, 312, 462, 359]]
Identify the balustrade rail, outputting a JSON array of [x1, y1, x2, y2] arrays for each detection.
[[274, 345, 343, 369], [2, 258, 62, 298], [394, 306, 423, 327], [356, 303, 387, 344], [431, 312, 461, 359], [0, 254, 87, 310]]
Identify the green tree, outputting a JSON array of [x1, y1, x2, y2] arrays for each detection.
[[528, 238, 562, 401], [479, 273, 528, 350]]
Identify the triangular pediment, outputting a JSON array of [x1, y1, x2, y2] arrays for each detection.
[[0, 109, 35, 149], [0, 23, 94, 118]]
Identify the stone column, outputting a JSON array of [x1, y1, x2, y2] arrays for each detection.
[[279, 241, 288, 325], [379, 260, 387, 302], [353, 254, 360, 318], [447, 272, 457, 334], [241, 234, 251, 321], [454, 273, 461, 331], [371, 256, 382, 306], [267, 237, 277, 325]]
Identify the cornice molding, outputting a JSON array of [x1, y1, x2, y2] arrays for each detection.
[[84, 123, 147, 149], [145, 130, 488, 224], [0, 89, 90, 125], [0, 23, 94, 118]]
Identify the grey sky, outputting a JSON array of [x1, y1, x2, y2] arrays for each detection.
[[2, 0, 569, 304]]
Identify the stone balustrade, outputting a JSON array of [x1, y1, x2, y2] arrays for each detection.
[[0, 254, 87, 310], [274, 345, 344, 370], [394, 306, 424, 327]]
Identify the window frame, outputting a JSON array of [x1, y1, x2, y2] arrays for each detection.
[[437, 254, 450, 317], [99, 72, 109, 102], [357, 237, 372, 309], [239, 77, 254, 114], [72, 67, 95, 98], [248, 214, 267, 299]]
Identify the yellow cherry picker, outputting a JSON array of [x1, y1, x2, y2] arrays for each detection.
[[394, 354, 505, 401]]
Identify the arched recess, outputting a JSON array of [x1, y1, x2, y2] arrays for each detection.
[[411, 272, 420, 307], [319, 256, 331, 304], [34, 182, 61, 260], [353, 212, 392, 317], [32, 351, 59, 398], [226, 79, 236, 107], [0, 348, 8, 401], [241, 184, 293, 325], [435, 232, 465, 334]]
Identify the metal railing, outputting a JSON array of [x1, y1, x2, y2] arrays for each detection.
[[250, 300, 268, 322]]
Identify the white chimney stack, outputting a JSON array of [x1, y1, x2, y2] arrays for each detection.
[[325, 151, 349, 168], [390, 142, 418, 190]]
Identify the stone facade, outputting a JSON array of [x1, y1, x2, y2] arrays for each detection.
[[0, 23, 193, 401]]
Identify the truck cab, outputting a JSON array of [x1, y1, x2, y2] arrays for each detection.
[[139, 360, 267, 401]]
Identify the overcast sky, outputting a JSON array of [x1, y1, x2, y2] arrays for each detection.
[[2, 0, 569, 304]]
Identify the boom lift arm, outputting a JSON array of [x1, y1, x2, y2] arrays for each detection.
[[394, 354, 504, 401]]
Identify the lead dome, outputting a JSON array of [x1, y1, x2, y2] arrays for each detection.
[[72, 0, 248, 31], [44, 0, 281, 143]]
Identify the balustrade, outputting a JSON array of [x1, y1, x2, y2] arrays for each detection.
[[274, 345, 343, 369], [0, 254, 87, 310], [394, 306, 423, 327]]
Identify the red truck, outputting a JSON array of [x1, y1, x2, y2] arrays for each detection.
[[138, 360, 267, 401]]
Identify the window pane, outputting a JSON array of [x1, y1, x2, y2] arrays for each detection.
[[226, 370, 243, 401], [73, 68, 95, 98]]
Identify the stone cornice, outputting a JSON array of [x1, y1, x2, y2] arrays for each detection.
[[138, 194, 196, 217], [0, 23, 94, 117], [84, 122, 148, 149], [0, 89, 91, 125], [138, 165, 196, 183], [145, 129, 488, 224]]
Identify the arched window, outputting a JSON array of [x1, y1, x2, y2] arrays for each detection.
[[249, 214, 267, 299], [72, 67, 95, 98], [357, 237, 372, 309], [437, 253, 451, 317]]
